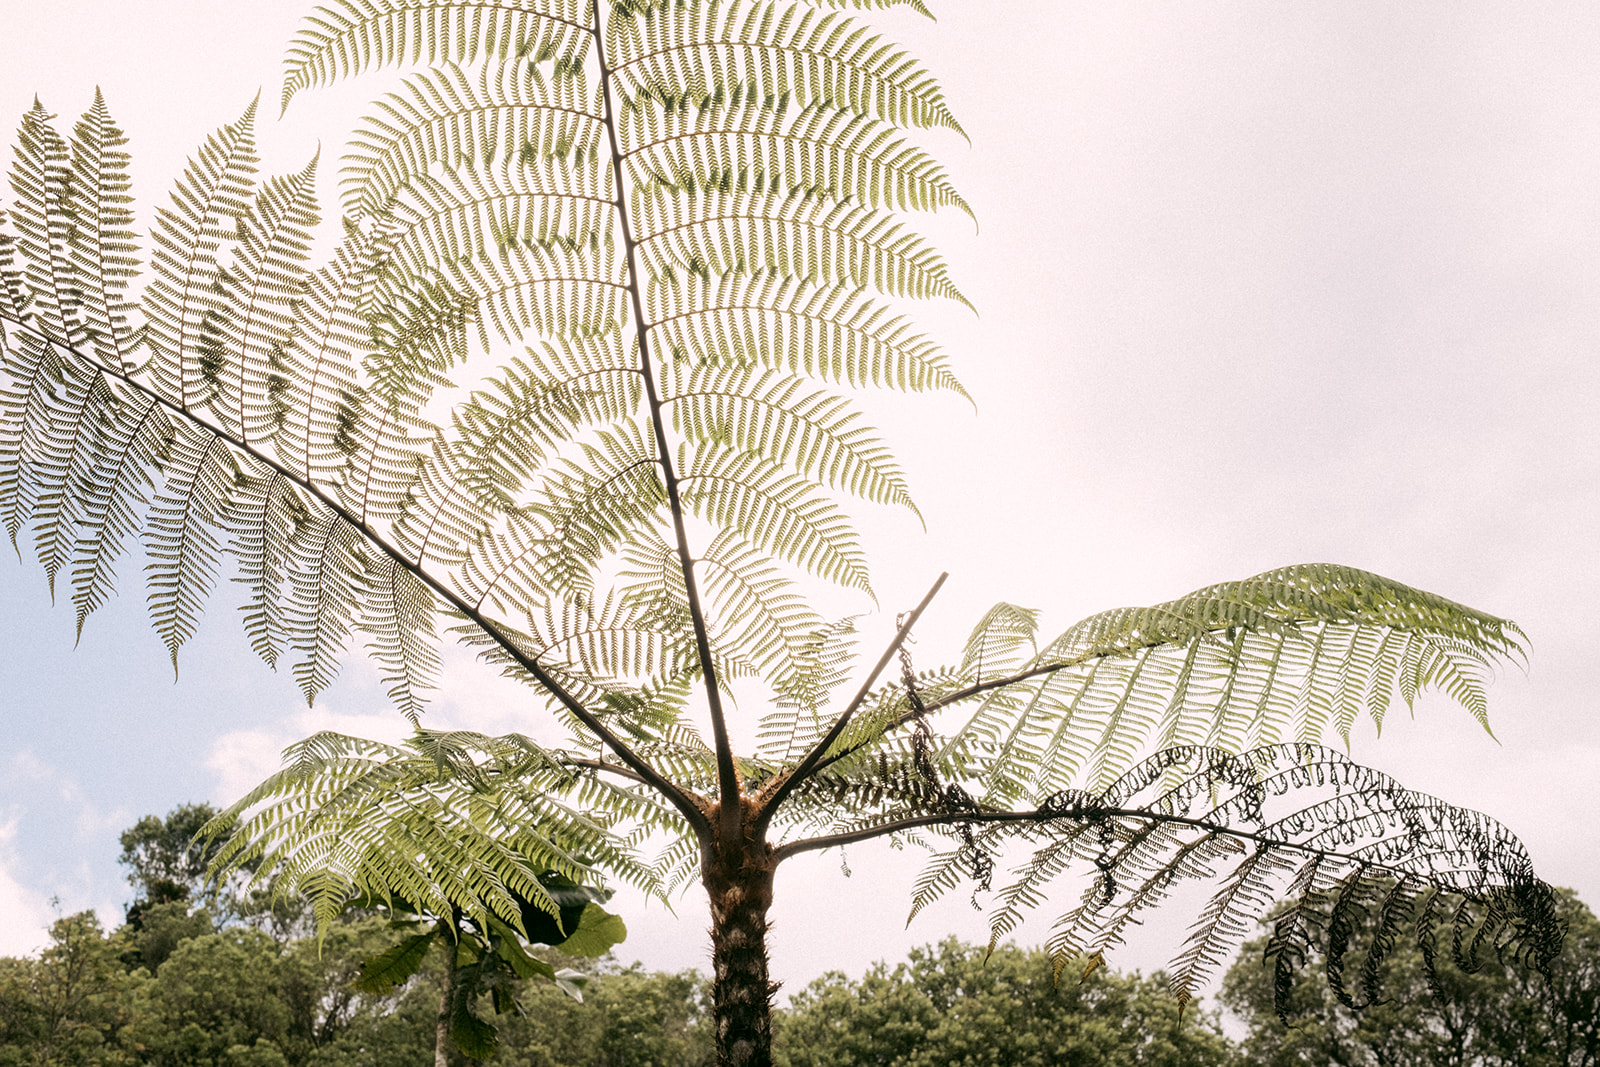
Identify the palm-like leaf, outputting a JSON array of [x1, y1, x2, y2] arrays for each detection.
[[939, 564, 1526, 798], [208, 729, 670, 931]]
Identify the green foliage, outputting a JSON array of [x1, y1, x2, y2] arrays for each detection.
[[0, 911, 132, 1067], [772, 937, 1240, 1067], [122, 900, 216, 975], [119, 802, 226, 904], [1223, 886, 1600, 1067], [207, 730, 658, 937], [346, 866, 629, 1060]]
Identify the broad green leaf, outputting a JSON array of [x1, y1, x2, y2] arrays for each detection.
[[553, 902, 628, 958]]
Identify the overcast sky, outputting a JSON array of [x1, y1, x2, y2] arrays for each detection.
[[1, 0, 1596, 1002]]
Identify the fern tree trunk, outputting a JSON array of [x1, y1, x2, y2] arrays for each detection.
[[704, 803, 779, 1067], [435, 933, 457, 1067]]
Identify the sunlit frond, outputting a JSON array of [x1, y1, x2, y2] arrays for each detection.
[[947, 565, 1527, 799]]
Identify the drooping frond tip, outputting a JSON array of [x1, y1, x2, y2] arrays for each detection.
[[907, 744, 1559, 1014]]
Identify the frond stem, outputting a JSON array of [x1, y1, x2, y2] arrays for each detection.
[[593, 0, 741, 833], [751, 572, 945, 837], [565, 756, 652, 787], [0, 314, 711, 837], [772, 800, 1440, 874], [808, 632, 1242, 778]]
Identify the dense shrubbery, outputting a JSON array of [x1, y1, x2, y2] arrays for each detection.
[[3, 806, 1598, 1065]]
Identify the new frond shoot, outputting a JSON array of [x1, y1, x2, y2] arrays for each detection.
[[0, 3, 1557, 1064]]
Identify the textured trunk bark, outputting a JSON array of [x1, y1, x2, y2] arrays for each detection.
[[435, 934, 457, 1067], [704, 804, 779, 1067]]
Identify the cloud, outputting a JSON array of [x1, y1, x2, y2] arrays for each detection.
[[205, 704, 417, 804], [0, 815, 53, 957]]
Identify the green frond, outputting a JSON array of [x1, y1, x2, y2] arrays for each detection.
[[205, 153, 322, 441], [523, 419, 668, 595], [284, 513, 367, 702], [525, 588, 699, 681], [663, 364, 917, 513], [697, 528, 825, 681], [342, 59, 601, 218], [948, 564, 1527, 800], [68, 392, 172, 634], [362, 556, 443, 720], [609, 2, 958, 135], [282, 0, 593, 113], [625, 104, 970, 222], [211, 729, 659, 935], [394, 347, 643, 571], [8, 102, 77, 346], [20, 357, 133, 597], [637, 188, 968, 306], [757, 614, 858, 761], [141, 100, 261, 408], [678, 439, 871, 592], [906, 844, 971, 925], [646, 273, 967, 396], [67, 92, 139, 370], [232, 468, 313, 668], [273, 220, 383, 484], [946, 745, 1565, 1011], [799, 0, 933, 17], [959, 602, 1039, 682], [144, 425, 246, 672]]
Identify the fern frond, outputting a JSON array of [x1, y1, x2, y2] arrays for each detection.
[[609, 3, 958, 135], [959, 602, 1039, 682], [273, 219, 383, 485], [68, 392, 172, 633], [282, 0, 593, 113], [664, 363, 916, 513], [696, 528, 824, 684], [758, 626, 859, 762], [67, 92, 139, 370], [627, 108, 967, 221], [144, 425, 245, 671], [946, 564, 1526, 800], [208, 154, 322, 441], [8, 102, 75, 345], [141, 100, 260, 408], [342, 59, 601, 218], [919, 744, 1561, 1012], [637, 187, 966, 307], [362, 555, 443, 720], [210, 728, 659, 934], [679, 440, 869, 591], [232, 468, 312, 668], [647, 273, 966, 395], [285, 512, 367, 703], [394, 347, 640, 568]]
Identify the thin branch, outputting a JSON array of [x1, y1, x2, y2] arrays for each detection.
[[772, 800, 1445, 876], [0, 315, 711, 837], [807, 635, 1223, 778], [563, 757, 652, 787], [751, 572, 946, 836], [591, 0, 741, 836]]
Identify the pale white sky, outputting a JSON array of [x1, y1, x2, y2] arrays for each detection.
[[1, 0, 1596, 1003]]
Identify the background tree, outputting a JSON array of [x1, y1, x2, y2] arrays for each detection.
[[0, 1, 1563, 1063], [772, 937, 1240, 1067], [119, 803, 226, 910], [0, 911, 132, 1067], [1223, 886, 1600, 1067]]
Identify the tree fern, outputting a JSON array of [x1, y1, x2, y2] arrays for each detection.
[[0, 3, 1562, 1064]]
